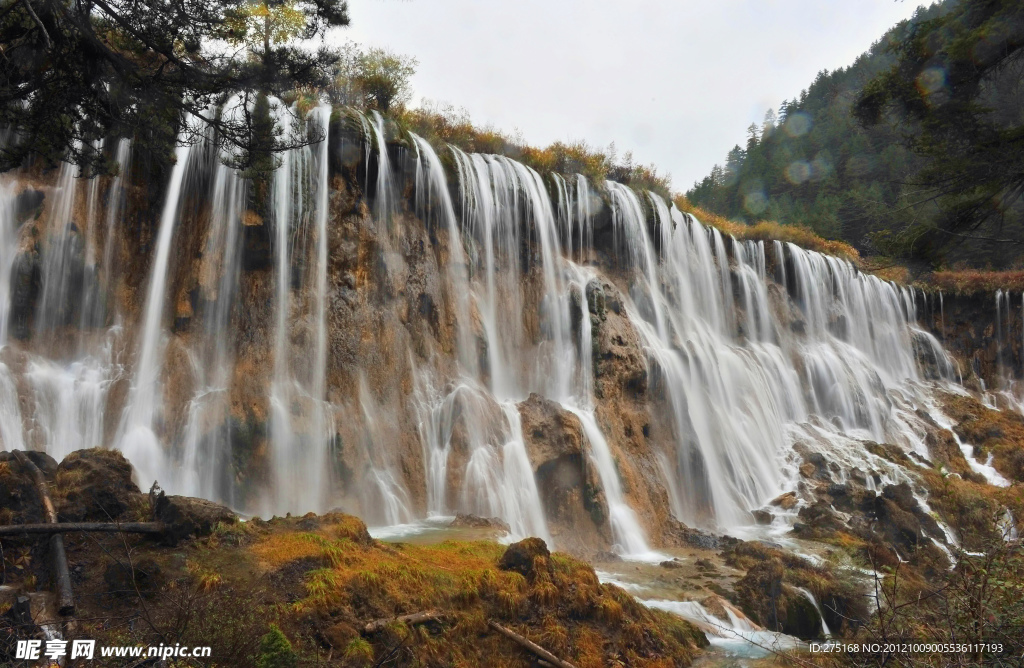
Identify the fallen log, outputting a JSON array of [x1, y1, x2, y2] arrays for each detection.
[[487, 620, 577, 668], [0, 522, 166, 536], [11, 451, 75, 616], [363, 610, 443, 634]]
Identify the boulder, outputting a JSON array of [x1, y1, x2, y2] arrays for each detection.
[[498, 537, 551, 578], [55, 448, 141, 522], [0, 451, 56, 525], [152, 490, 236, 545], [449, 513, 510, 532], [734, 558, 824, 640], [782, 588, 824, 640], [770, 491, 798, 510], [874, 496, 921, 554]]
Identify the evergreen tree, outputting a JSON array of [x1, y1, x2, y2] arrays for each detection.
[[0, 0, 349, 173]]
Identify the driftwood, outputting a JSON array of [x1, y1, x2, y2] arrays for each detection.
[[11, 451, 75, 616], [0, 522, 166, 536], [363, 610, 443, 634], [487, 620, 577, 668]]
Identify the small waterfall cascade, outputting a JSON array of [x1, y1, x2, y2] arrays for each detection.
[[178, 142, 247, 503], [267, 103, 335, 514], [35, 160, 82, 339], [115, 139, 198, 489], [0, 108, 984, 555]]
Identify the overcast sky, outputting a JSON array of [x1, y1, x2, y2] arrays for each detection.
[[343, 0, 929, 192]]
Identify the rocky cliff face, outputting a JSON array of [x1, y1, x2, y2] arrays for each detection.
[[916, 290, 1024, 392]]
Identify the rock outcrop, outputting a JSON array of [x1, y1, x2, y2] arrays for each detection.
[[518, 393, 610, 552]]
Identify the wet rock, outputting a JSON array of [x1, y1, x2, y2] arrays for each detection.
[[518, 394, 610, 550], [152, 489, 236, 545], [881, 483, 944, 544], [659, 559, 683, 570], [874, 496, 921, 553], [449, 513, 510, 532], [752, 509, 773, 525], [664, 520, 734, 551], [794, 500, 844, 536], [55, 448, 140, 522], [735, 558, 824, 640], [593, 550, 622, 563], [241, 210, 273, 270], [9, 247, 41, 339], [783, 589, 824, 640], [699, 595, 729, 620], [770, 491, 798, 510], [14, 188, 44, 222], [103, 557, 164, 598], [735, 558, 785, 630], [591, 284, 647, 400], [498, 537, 551, 578], [881, 482, 916, 511], [585, 280, 606, 320]]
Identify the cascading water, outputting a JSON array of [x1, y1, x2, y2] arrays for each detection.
[[116, 140, 197, 490], [267, 103, 335, 514]]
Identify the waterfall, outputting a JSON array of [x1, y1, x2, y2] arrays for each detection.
[[178, 146, 246, 502], [35, 161, 81, 338], [116, 141, 196, 490], [0, 180, 18, 346], [267, 103, 334, 514], [97, 138, 132, 327], [0, 107, 983, 555]]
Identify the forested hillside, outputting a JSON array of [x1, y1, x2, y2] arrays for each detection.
[[687, 0, 1024, 269]]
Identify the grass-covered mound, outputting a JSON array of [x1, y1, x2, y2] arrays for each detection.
[[242, 518, 706, 667], [2, 500, 706, 667]]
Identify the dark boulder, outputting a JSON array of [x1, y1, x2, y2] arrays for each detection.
[[735, 558, 824, 640], [152, 490, 236, 545], [874, 496, 921, 554], [0, 450, 57, 525], [782, 589, 824, 640], [498, 537, 551, 578], [55, 448, 140, 522]]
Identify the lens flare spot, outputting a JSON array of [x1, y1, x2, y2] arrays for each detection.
[[784, 112, 812, 137], [785, 161, 811, 184], [916, 66, 946, 95]]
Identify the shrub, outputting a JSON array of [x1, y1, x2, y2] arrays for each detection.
[[256, 625, 297, 668]]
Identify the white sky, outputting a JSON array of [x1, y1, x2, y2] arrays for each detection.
[[343, 0, 928, 192]]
